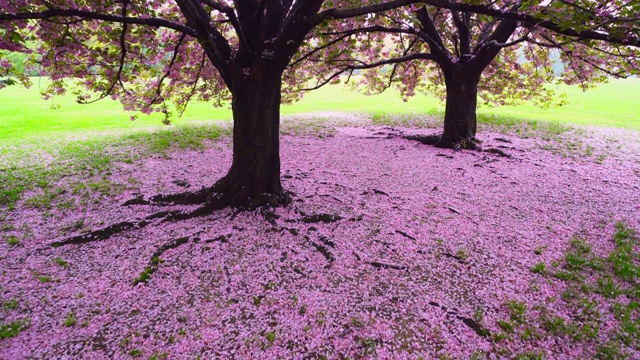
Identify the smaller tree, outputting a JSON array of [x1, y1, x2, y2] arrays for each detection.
[[297, 0, 640, 148]]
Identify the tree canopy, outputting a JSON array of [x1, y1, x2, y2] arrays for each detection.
[[2, 1, 638, 112]]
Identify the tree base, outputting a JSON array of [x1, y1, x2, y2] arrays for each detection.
[[401, 133, 516, 158], [125, 177, 292, 210], [205, 178, 292, 210], [403, 133, 480, 150], [437, 135, 480, 150]]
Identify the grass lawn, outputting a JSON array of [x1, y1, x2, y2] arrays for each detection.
[[478, 78, 640, 129], [1, 78, 639, 143]]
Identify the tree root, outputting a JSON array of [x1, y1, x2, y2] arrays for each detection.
[[403, 134, 441, 145], [123, 176, 293, 210], [451, 136, 481, 150], [266, 226, 299, 236], [241, 191, 293, 210], [318, 235, 336, 248], [362, 188, 389, 196], [395, 230, 417, 241], [369, 261, 408, 271], [67, 176, 294, 247], [51, 204, 224, 248], [259, 208, 280, 226], [204, 234, 230, 243], [417, 249, 467, 265], [52, 221, 138, 247], [484, 148, 511, 157], [441, 252, 468, 264], [132, 234, 197, 285], [408, 134, 512, 156], [306, 235, 335, 268], [427, 301, 490, 338], [123, 186, 212, 206], [300, 213, 343, 223], [402, 133, 481, 150], [494, 137, 512, 143], [171, 179, 191, 188]]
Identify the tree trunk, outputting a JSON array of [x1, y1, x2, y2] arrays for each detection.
[[437, 66, 481, 149], [210, 64, 289, 209]]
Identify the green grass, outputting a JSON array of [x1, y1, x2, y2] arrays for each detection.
[[2, 78, 638, 144], [489, 223, 640, 358], [293, 78, 640, 131], [53, 257, 69, 268], [530, 262, 546, 274], [0, 318, 31, 340], [0, 121, 226, 209], [5, 235, 19, 246], [478, 79, 640, 130], [0, 80, 230, 142], [63, 311, 77, 327]]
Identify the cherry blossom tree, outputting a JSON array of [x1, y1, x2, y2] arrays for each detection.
[[299, 0, 640, 148], [1, 0, 431, 210]]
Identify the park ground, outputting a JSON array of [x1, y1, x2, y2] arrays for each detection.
[[1, 80, 640, 358]]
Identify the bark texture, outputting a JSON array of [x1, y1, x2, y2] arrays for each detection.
[[437, 65, 482, 149], [210, 62, 290, 208]]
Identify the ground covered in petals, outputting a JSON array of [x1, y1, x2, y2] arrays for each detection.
[[1, 117, 640, 359]]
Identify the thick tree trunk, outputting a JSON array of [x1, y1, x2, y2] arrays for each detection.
[[209, 65, 289, 208], [437, 66, 482, 149]]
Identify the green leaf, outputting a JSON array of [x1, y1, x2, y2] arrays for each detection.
[[8, 32, 25, 44]]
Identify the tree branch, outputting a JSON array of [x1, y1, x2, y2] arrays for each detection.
[[291, 25, 414, 68], [450, 9, 471, 56], [316, 0, 424, 24], [201, 0, 250, 51], [174, 0, 232, 87], [77, 2, 131, 104], [415, 7, 452, 61], [300, 53, 437, 92], [0, 9, 198, 37]]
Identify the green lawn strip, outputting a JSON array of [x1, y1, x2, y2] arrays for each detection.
[[0, 78, 231, 141], [1, 78, 638, 143], [0, 123, 227, 210], [479, 79, 640, 130]]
